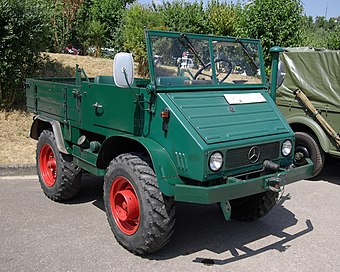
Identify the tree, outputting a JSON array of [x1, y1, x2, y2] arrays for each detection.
[[123, 3, 164, 76], [206, 0, 241, 36], [315, 16, 327, 29], [88, 20, 108, 57], [236, 0, 304, 68], [90, 0, 135, 52], [0, 0, 50, 108], [74, 0, 93, 54], [49, 0, 84, 52], [159, 0, 209, 34]]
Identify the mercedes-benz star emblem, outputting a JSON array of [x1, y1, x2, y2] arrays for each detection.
[[248, 146, 260, 163]]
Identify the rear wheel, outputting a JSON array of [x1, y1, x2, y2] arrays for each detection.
[[36, 130, 81, 201], [103, 153, 175, 255], [294, 132, 325, 177], [230, 191, 278, 221]]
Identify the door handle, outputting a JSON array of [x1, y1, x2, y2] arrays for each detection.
[[92, 102, 103, 108], [72, 89, 82, 98]]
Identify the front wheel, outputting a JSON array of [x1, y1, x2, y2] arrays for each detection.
[[294, 132, 325, 177], [103, 153, 175, 255], [230, 191, 278, 221]]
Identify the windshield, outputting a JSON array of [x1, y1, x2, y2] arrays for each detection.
[[149, 32, 264, 87]]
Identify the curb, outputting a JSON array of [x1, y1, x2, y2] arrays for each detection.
[[0, 164, 37, 176]]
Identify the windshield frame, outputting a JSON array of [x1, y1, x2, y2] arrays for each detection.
[[145, 29, 268, 91]]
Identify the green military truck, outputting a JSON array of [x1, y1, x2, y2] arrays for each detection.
[[26, 30, 313, 255], [276, 48, 340, 177]]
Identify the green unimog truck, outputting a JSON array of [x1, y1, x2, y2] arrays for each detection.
[[26, 30, 313, 255], [276, 48, 340, 177]]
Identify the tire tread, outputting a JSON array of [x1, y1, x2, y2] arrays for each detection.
[[104, 153, 175, 255], [36, 130, 81, 202]]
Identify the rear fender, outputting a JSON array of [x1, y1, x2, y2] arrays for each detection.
[[30, 116, 69, 154]]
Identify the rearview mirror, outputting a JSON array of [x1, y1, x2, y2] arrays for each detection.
[[277, 60, 285, 87], [113, 53, 134, 88]]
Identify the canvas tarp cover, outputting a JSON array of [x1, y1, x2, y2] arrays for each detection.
[[276, 47, 340, 112]]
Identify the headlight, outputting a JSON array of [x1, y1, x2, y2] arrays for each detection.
[[209, 152, 223, 171], [282, 140, 292, 156]]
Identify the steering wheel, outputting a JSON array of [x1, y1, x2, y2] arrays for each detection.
[[193, 59, 233, 83]]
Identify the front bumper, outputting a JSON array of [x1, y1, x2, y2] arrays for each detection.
[[174, 158, 313, 204]]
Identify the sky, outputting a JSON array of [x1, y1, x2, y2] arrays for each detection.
[[301, 0, 339, 19], [138, 0, 340, 19]]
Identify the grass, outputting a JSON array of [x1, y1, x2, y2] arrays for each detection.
[[41, 53, 113, 78], [0, 110, 35, 164], [0, 53, 115, 165]]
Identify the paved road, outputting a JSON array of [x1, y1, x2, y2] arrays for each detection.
[[1, 159, 340, 272]]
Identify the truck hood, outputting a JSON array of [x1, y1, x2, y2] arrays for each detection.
[[167, 90, 291, 144]]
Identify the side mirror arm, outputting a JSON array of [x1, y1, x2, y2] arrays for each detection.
[[269, 46, 284, 100]]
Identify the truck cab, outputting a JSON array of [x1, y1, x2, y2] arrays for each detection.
[[26, 30, 314, 255]]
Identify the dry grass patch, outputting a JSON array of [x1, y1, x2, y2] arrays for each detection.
[[46, 53, 113, 77], [0, 110, 35, 164]]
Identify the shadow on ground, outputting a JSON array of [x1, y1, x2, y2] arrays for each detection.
[[64, 158, 340, 264], [147, 196, 313, 264], [35, 54, 74, 78], [65, 172, 104, 211], [314, 156, 340, 185]]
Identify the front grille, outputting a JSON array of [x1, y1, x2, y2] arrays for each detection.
[[225, 142, 280, 169]]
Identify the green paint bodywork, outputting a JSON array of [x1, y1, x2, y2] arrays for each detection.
[[26, 30, 313, 204], [175, 158, 313, 204], [269, 46, 284, 100]]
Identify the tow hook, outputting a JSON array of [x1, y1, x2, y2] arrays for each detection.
[[263, 160, 286, 192], [265, 172, 286, 192], [264, 173, 287, 202]]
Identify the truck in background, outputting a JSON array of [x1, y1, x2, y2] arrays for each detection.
[[276, 48, 340, 177]]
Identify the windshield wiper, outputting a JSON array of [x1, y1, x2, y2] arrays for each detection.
[[179, 34, 206, 67], [236, 38, 259, 70]]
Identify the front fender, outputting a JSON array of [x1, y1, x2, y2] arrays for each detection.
[[137, 137, 180, 196], [97, 135, 180, 196], [286, 115, 331, 152]]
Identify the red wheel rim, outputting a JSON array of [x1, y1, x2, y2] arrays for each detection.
[[110, 176, 140, 235], [39, 144, 57, 187]]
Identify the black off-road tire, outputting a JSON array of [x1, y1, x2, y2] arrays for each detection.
[[295, 132, 325, 177], [230, 191, 278, 221], [103, 153, 175, 255], [36, 130, 81, 201]]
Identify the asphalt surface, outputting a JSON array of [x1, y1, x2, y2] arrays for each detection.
[[1, 159, 340, 272], [0, 164, 36, 176]]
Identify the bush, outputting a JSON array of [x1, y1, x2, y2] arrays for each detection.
[[327, 24, 340, 49], [0, 0, 50, 108], [301, 16, 340, 50]]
